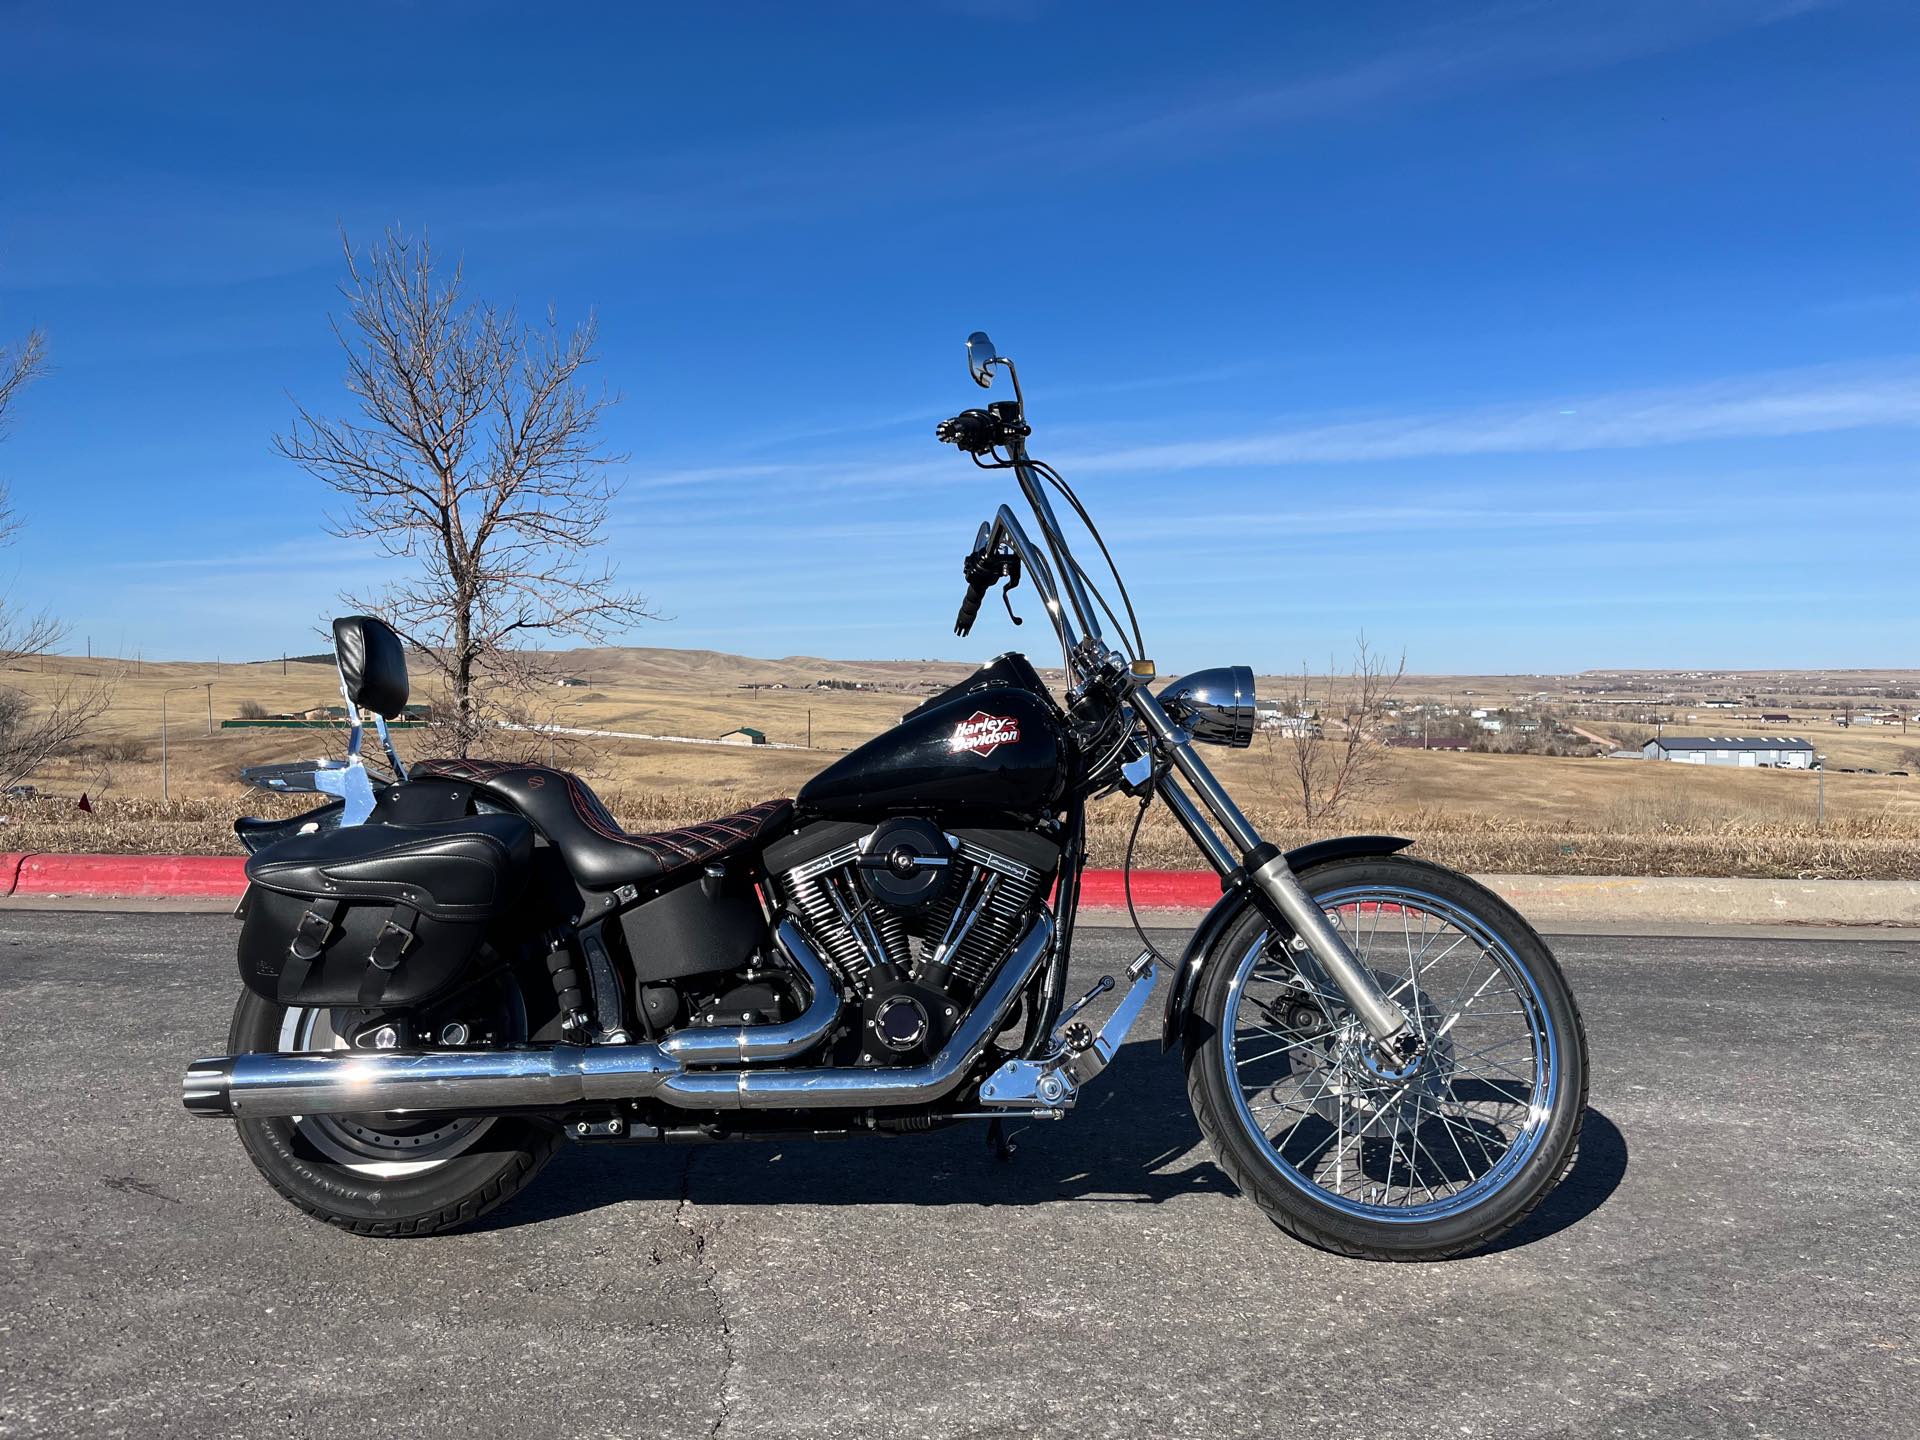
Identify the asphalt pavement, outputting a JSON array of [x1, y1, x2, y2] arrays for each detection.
[[1, 909, 1915, 1439]]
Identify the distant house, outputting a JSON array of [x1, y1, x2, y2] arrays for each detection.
[[553, 677, 588, 688], [1759, 712, 1791, 723], [1643, 735, 1815, 769], [717, 726, 768, 746]]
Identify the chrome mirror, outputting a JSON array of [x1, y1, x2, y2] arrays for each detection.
[[966, 331, 1001, 389], [1159, 666, 1257, 748]]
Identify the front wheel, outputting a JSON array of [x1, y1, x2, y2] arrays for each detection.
[[1185, 855, 1588, 1261]]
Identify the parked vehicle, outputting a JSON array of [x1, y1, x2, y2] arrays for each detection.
[[181, 334, 1588, 1260]]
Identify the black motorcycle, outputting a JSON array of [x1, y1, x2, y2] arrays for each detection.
[[183, 333, 1588, 1260]]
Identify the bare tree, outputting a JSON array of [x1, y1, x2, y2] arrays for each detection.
[[0, 327, 47, 450], [1265, 635, 1405, 823], [0, 329, 113, 789], [275, 229, 658, 756]]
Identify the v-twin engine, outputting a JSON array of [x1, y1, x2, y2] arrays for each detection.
[[771, 820, 1055, 1003]]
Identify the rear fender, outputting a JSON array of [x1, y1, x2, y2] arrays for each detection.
[[1159, 834, 1413, 1050]]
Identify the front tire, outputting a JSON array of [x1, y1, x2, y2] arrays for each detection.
[[1185, 855, 1588, 1261], [226, 979, 561, 1237]]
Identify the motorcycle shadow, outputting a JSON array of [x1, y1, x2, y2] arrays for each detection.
[[480, 1037, 1627, 1248]]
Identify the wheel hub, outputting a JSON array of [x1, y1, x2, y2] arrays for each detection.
[[1310, 993, 1456, 1138]]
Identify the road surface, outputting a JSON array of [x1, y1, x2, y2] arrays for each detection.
[[1, 911, 1914, 1439]]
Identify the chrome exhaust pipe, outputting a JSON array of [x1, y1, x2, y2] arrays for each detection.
[[183, 919, 841, 1120], [182, 913, 1053, 1121], [652, 912, 1053, 1111], [182, 1041, 678, 1119]]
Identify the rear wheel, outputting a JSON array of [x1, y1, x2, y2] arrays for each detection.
[[227, 967, 560, 1237], [1185, 855, 1588, 1261]]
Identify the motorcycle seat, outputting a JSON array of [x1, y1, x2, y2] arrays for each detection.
[[412, 758, 794, 892]]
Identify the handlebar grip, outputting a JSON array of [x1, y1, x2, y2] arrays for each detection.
[[954, 578, 989, 637], [954, 544, 997, 636]]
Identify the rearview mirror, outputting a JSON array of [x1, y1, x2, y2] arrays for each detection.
[[966, 331, 1000, 389]]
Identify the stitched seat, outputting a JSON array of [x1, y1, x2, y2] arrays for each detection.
[[413, 758, 793, 892]]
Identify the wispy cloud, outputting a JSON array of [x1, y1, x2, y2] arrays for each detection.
[[1057, 359, 1920, 474]]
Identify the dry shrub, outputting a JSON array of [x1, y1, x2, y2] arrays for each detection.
[[67, 736, 154, 765]]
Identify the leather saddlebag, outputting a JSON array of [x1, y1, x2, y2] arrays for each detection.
[[237, 814, 532, 1007]]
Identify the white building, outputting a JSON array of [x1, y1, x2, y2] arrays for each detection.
[[1642, 735, 1816, 769]]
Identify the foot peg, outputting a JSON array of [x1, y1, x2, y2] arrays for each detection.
[[978, 952, 1159, 1112]]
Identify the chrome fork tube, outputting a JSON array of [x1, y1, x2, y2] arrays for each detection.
[[1131, 691, 1411, 1046], [1157, 774, 1236, 875], [1012, 454, 1104, 648]]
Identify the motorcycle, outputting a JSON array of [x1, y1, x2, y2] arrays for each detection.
[[182, 333, 1588, 1259]]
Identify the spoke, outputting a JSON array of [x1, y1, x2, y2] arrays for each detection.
[[1427, 1089, 1479, 1180], [1256, 1053, 1366, 1119], [1334, 1086, 1347, 1193], [1434, 962, 1509, 1032], [1383, 930, 1473, 1003], [1447, 1036, 1538, 1083], [1234, 1030, 1325, 1069], [1405, 1125, 1443, 1201]]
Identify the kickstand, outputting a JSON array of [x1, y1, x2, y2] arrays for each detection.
[[986, 1117, 1017, 1163]]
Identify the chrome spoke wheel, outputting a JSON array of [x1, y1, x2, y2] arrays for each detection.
[[1220, 883, 1559, 1225]]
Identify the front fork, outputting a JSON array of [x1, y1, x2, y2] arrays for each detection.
[[1126, 682, 1415, 1054], [978, 691, 1416, 1115]]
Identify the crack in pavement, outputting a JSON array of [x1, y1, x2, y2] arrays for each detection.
[[674, 1147, 737, 1439]]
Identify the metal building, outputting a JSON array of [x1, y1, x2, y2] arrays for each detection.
[[1641, 735, 1816, 768]]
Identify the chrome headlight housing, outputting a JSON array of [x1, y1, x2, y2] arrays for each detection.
[[1158, 666, 1256, 748]]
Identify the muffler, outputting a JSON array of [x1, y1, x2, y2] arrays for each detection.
[[183, 918, 841, 1120], [182, 913, 1053, 1120]]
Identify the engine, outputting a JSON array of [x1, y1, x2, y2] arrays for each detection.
[[770, 818, 1056, 1065]]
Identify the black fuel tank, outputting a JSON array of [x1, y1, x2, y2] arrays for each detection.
[[797, 658, 1068, 822]]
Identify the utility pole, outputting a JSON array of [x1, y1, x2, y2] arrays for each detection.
[[807, 709, 813, 749], [205, 682, 214, 736], [161, 683, 198, 804]]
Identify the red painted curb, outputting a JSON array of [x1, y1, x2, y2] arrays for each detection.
[[12, 853, 248, 899], [1078, 869, 1222, 910], [1, 853, 1226, 908]]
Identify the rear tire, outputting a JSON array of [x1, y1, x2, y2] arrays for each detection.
[[1185, 855, 1588, 1261], [226, 985, 560, 1238]]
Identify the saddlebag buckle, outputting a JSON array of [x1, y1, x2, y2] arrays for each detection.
[[367, 907, 418, 972], [288, 901, 339, 962]]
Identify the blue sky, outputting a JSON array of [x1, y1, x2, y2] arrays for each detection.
[[1, 0, 1915, 674]]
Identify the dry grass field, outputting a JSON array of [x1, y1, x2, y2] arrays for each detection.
[[4, 650, 1918, 880]]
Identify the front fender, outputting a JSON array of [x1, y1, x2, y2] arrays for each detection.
[[1158, 834, 1412, 1050]]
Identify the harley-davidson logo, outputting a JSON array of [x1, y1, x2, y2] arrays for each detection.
[[951, 711, 1020, 758]]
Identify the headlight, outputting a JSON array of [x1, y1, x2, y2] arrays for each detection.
[[1158, 666, 1256, 748]]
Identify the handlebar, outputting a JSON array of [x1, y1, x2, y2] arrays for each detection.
[[936, 401, 1029, 456]]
